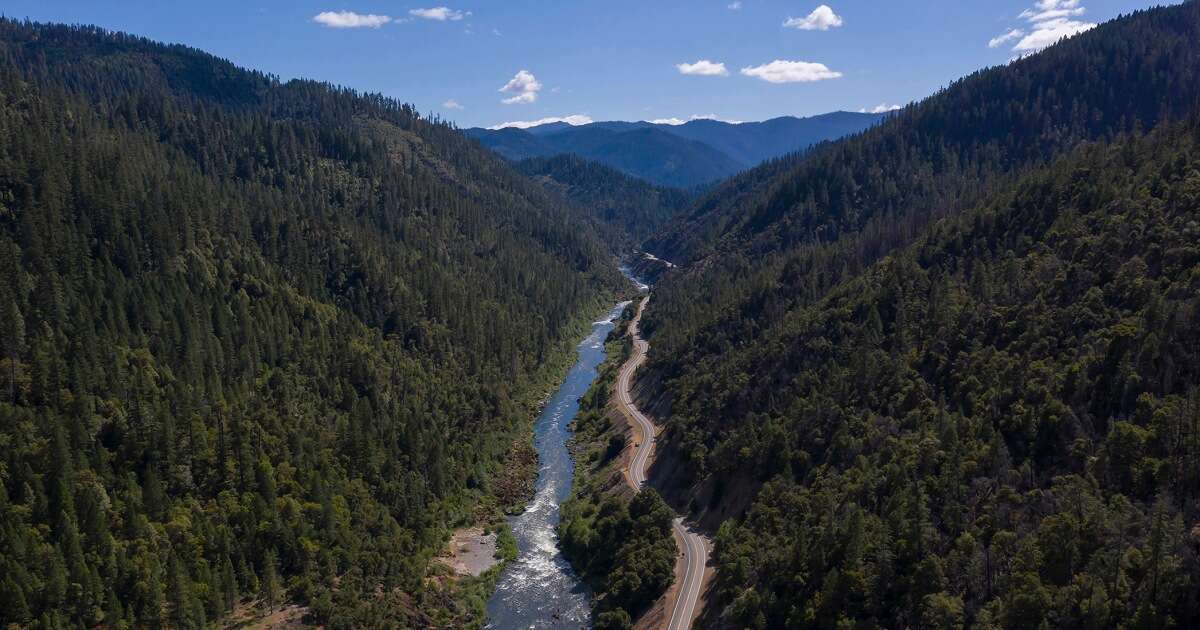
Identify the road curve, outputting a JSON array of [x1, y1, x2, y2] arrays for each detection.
[[616, 296, 708, 630]]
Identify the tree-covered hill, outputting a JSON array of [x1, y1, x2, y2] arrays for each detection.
[[646, 2, 1200, 271], [702, 113, 1200, 630], [643, 1, 1200, 420], [0, 19, 622, 628], [630, 2, 1200, 627], [516, 153, 691, 252]]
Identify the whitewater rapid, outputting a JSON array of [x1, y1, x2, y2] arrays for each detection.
[[484, 301, 629, 629]]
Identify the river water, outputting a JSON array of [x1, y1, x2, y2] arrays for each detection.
[[484, 300, 631, 629]]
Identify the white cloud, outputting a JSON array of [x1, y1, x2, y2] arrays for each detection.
[[740, 60, 842, 83], [991, 1, 1096, 53], [859, 103, 901, 113], [501, 93, 536, 105], [499, 70, 542, 105], [988, 28, 1025, 48], [783, 5, 843, 31], [1013, 16, 1095, 51], [728, 1, 743, 9], [694, 114, 740, 123], [496, 69, 544, 104], [649, 114, 743, 125], [442, 99, 464, 110], [1019, 0, 1086, 21], [409, 7, 470, 21], [312, 11, 392, 28], [676, 60, 729, 76], [487, 115, 594, 130], [501, 71, 541, 94]]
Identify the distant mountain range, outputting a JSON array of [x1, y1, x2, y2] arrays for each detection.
[[465, 112, 885, 188]]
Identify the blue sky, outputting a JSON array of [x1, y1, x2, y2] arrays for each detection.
[[4, 1, 1162, 128]]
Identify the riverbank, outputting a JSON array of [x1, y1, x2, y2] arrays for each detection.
[[557, 301, 677, 629], [384, 288, 615, 629], [483, 300, 634, 628]]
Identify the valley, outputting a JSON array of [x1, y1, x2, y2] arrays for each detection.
[[485, 301, 629, 629], [3, 2, 1200, 629]]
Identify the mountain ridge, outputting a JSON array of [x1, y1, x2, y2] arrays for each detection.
[[0, 18, 624, 628], [465, 111, 885, 188], [633, 3, 1200, 627]]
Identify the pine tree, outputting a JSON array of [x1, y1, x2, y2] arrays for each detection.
[[260, 549, 281, 614], [1, 296, 23, 404], [0, 576, 31, 625]]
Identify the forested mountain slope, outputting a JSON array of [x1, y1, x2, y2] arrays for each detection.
[[702, 114, 1200, 630], [630, 3, 1200, 627], [517, 154, 691, 252], [643, 2, 1200, 403], [0, 19, 621, 628], [647, 2, 1200, 267]]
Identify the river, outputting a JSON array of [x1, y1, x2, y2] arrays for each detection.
[[484, 300, 631, 629]]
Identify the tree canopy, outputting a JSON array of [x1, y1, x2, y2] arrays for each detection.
[[0, 18, 622, 628], [635, 3, 1200, 627]]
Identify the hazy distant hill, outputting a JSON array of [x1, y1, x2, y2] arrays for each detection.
[[663, 112, 889, 166], [465, 112, 884, 187]]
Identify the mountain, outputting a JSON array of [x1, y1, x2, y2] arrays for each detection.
[[464, 112, 884, 188], [703, 114, 1200, 630], [647, 4, 1200, 266], [0, 19, 624, 628], [632, 3, 1200, 627], [516, 154, 691, 251], [656, 111, 891, 166], [468, 124, 744, 188]]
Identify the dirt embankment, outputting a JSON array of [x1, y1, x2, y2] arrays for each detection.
[[223, 603, 310, 629], [494, 435, 538, 514], [633, 363, 759, 537]]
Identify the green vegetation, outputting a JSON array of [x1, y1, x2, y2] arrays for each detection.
[[0, 19, 623, 629], [558, 312, 676, 625], [648, 4, 1200, 269], [494, 524, 518, 563], [517, 154, 691, 252], [4, 2, 1200, 628], [333, 555, 505, 630], [632, 4, 1200, 628], [562, 488, 675, 625], [700, 117, 1200, 629], [490, 436, 539, 516]]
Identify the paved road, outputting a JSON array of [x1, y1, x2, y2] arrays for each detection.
[[615, 296, 708, 630]]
